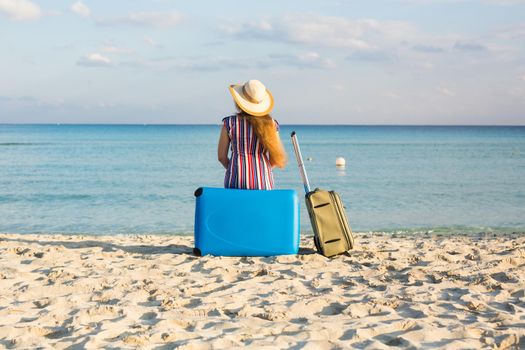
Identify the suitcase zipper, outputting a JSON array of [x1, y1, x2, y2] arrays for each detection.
[[328, 191, 352, 249], [308, 191, 328, 254], [334, 192, 353, 248]]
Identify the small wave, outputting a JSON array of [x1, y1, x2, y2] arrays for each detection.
[[0, 142, 50, 146], [0, 193, 182, 203], [0, 194, 93, 203], [355, 225, 525, 235]]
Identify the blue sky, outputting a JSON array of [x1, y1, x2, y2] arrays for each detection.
[[1, 0, 524, 124]]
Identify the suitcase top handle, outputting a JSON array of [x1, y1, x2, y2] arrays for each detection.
[[291, 131, 311, 194]]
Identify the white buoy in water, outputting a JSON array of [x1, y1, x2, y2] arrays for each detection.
[[336, 157, 346, 167]]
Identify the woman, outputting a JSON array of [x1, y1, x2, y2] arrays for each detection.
[[217, 79, 287, 190]]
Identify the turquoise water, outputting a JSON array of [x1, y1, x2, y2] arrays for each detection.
[[1, 124, 524, 235]]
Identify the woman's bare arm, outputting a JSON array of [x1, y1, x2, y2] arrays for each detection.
[[217, 125, 230, 169]]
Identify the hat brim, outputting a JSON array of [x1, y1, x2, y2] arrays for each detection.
[[229, 84, 274, 117]]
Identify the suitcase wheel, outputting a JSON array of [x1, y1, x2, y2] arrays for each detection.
[[193, 248, 202, 256]]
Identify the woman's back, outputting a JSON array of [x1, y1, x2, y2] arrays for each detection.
[[223, 115, 277, 190]]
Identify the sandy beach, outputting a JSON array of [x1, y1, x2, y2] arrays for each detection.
[[0, 232, 524, 349]]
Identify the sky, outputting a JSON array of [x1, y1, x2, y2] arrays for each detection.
[[1, 0, 524, 125]]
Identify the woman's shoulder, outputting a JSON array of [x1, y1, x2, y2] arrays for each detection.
[[222, 115, 237, 123], [272, 118, 280, 131], [222, 115, 237, 133]]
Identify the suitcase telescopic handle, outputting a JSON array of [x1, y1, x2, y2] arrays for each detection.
[[291, 131, 311, 194]]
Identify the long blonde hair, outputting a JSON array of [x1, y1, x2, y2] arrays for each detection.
[[237, 110, 287, 168]]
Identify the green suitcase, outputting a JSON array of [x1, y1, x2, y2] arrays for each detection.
[[291, 132, 354, 257]]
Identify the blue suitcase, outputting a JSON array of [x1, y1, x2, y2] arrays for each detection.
[[194, 187, 300, 256]]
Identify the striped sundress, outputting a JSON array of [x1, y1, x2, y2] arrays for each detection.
[[223, 115, 279, 190]]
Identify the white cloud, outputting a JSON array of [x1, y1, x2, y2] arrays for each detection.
[[385, 92, 401, 99], [509, 87, 524, 96], [418, 61, 434, 70], [71, 1, 90, 17], [331, 84, 346, 92], [453, 40, 487, 52], [347, 49, 395, 61], [226, 14, 509, 67], [491, 22, 525, 42], [436, 86, 455, 97], [226, 15, 416, 50], [0, 0, 41, 21], [77, 53, 112, 67], [296, 52, 336, 69], [143, 37, 164, 49], [97, 11, 183, 28], [101, 46, 132, 54], [412, 44, 445, 53], [144, 37, 155, 46], [120, 52, 336, 72], [263, 52, 335, 69]]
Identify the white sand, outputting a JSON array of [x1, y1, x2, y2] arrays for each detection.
[[0, 232, 524, 349]]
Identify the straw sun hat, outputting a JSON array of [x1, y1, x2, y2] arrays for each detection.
[[229, 79, 274, 117]]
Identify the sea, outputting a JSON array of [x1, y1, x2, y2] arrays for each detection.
[[1, 124, 524, 235]]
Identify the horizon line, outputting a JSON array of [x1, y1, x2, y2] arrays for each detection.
[[1, 123, 524, 127]]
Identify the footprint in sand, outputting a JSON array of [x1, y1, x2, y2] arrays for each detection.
[[320, 302, 347, 316], [343, 302, 384, 318], [427, 273, 444, 284], [28, 326, 73, 339], [0, 266, 17, 279], [115, 332, 150, 346], [465, 300, 486, 312], [170, 308, 213, 318], [255, 309, 288, 321], [510, 289, 524, 298], [139, 311, 159, 325], [160, 297, 184, 311], [90, 292, 119, 305], [74, 305, 124, 324], [498, 257, 522, 267], [399, 306, 427, 319], [491, 272, 518, 283], [44, 326, 73, 339], [33, 298, 51, 309], [372, 298, 401, 310], [28, 326, 52, 337], [46, 269, 78, 284], [10, 247, 32, 256], [465, 253, 480, 261], [495, 334, 520, 349]]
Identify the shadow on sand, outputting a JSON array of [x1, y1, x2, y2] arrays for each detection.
[[0, 236, 194, 256], [0, 235, 317, 257]]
